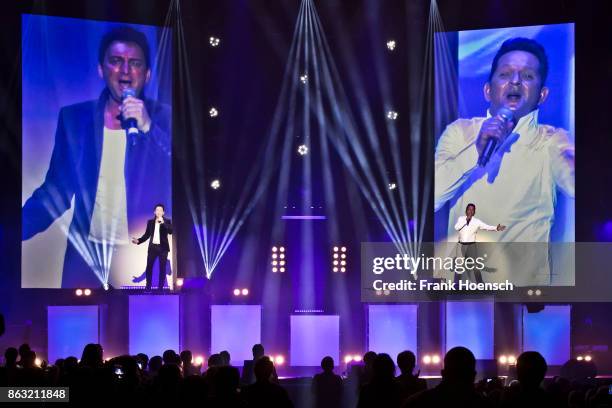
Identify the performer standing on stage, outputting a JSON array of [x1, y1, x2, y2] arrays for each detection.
[[132, 204, 172, 291], [454, 203, 505, 282]]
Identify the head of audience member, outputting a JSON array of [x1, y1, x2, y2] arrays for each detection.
[[441, 347, 476, 387], [18, 343, 31, 364], [156, 362, 182, 391], [208, 353, 223, 369], [21, 350, 37, 369], [212, 366, 240, 397], [80, 343, 103, 368], [372, 353, 396, 384], [63, 356, 79, 373], [397, 350, 417, 376], [252, 344, 265, 360], [220, 350, 231, 366], [516, 351, 547, 390], [4, 347, 18, 368], [149, 356, 163, 374], [363, 351, 377, 368], [254, 356, 274, 383], [180, 350, 193, 367], [321, 356, 335, 374], [162, 349, 179, 365], [136, 353, 149, 371]]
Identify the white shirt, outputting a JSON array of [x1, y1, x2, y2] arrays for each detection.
[[152, 220, 161, 244], [88, 127, 129, 245], [435, 109, 574, 243], [454, 216, 496, 243]]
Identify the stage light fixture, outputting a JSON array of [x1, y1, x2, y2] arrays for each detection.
[[527, 289, 534, 296], [333, 267, 339, 273], [422, 355, 432, 365], [176, 278, 184, 287], [35, 358, 42, 367], [333, 246, 339, 252], [275, 355, 285, 365], [431, 355, 441, 364], [507, 355, 516, 364], [103, 283, 109, 291], [341, 247, 347, 252], [280, 246, 285, 252], [210, 179, 221, 190], [300, 73, 308, 84], [209, 107, 219, 117], [344, 355, 353, 364], [272, 246, 286, 273], [535, 289, 542, 296], [498, 355, 507, 364], [75, 289, 83, 296], [387, 110, 398, 120], [375, 290, 382, 296], [272, 267, 278, 273], [386, 40, 396, 51], [241, 288, 249, 296], [383, 290, 390, 296], [353, 355, 362, 362], [83, 288, 92, 296], [233, 289, 240, 296], [195, 356, 204, 365], [209, 36, 220, 47], [340, 267, 346, 273], [297, 144, 308, 156], [585, 355, 592, 362], [576, 355, 583, 361], [388, 183, 397, 190], [279, 267, 285, 273]]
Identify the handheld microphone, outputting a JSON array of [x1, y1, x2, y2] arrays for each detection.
[[478, 107, 514, 167], [121, 88, 139, 136]]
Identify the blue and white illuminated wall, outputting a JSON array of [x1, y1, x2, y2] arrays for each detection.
[[129, 295, 180, 357], [368, 305, 417, 360], [445, 301, 494, 360], [48, 305, 99, 363], [290, 315, 339, 366], [211, 305, 261, 365]]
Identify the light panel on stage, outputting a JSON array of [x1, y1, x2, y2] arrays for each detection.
[[211, 305, 261, 364], [129, 295, 179, 357], [368, 305, 417, 360], [523, 305, 570, 365], [48, 305, 99, 363], [290, 315, 339, 366], [446, 301, 494, 360]]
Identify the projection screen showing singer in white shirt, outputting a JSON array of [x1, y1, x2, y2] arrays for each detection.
[[433, 24, 575, 287]]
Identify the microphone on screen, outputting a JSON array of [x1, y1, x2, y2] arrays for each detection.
[[478, 107, 514, 167], [121, 88, 139, 136]]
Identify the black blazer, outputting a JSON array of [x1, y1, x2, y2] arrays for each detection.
[[137, 218, 173, 251]]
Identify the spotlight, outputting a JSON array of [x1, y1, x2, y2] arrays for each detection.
[[577, 355, 584, 361], [386, 40, 396, 51], [75, 289, 83, 296], [585, 355, 592, 362], [35, 358, 42, 367], [431, 354, 441, 364], [272, 267, 278, 273], [388, 183, 397, 190], [209, 36, 220, 47], [272, 246, 277, 252], [279, 267, 285, 273], [498, 355, 507, 364], [340, 267, 346, 273], [422, 355, 432, 365], [210, 179, 221, 190], [333, 267, 338, 273], [297, 144, 308, 156], [333, 253, 338, 259], [195, 356, 204, 365], [176, 278, 184, 287], [507, 355, 516, 364], [275, 355, 285, 365], [383, 290, 390, 296], [209, 107, 219, 117], [103, 283, 109, 291], [299, 73, 308, 84], [233, 289, 240, 296], [341, 247, 347, 252], [535, 289, 542, 296], [527, 289, 534, 296], [387, 110, 398, 120], [280, 247, 285, 252], [344, 355, 353, 364], [241, 288, 249, 296], [83, 288, 92, 296]]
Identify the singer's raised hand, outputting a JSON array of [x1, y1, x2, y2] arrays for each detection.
[[120, 95, 151, 133], [475, 116, 514, 156]]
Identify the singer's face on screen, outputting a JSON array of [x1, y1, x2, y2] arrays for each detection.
[[98, 41, 151, 103], [484, 50, 549, 120], [154, 206, 165, 218], [466, 205, 475, 218]]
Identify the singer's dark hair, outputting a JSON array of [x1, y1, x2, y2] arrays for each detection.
[[466, 203, 476, 212], [154, 203, 165, 211], [488, 37, 548, 85], [98, 26, 151, 68]]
